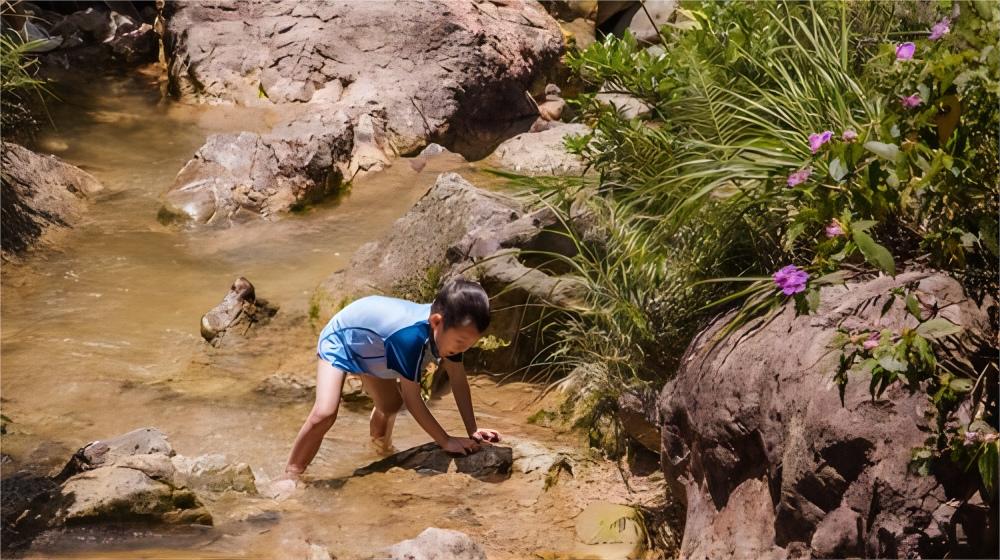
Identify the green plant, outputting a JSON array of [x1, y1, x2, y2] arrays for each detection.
[[514, 0, 998, 487]]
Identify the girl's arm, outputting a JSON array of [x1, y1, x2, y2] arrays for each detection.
[[399, 378, 479, 454], [442, 359, 478, 437]]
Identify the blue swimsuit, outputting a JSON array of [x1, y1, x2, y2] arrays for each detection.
[[316, 295, 461, 382]]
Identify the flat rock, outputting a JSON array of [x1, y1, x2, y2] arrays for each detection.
[[354, 442, 513, 482]]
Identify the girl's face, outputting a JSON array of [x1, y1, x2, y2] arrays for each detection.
[[429, 313, 482, 357]]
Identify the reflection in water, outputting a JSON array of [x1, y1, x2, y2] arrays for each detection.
[[2, 71, 598, 559]]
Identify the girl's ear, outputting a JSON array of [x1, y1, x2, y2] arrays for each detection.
[[429, 313, 444, 329]]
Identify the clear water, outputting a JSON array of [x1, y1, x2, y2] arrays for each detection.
[[1, 70, 607, 559]]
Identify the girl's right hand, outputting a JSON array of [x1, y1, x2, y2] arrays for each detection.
[[441, 436, 480, 455]]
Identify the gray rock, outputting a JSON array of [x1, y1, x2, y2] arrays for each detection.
[[809, 505, 862, 558], [160, 0, 564, 225], [488, 123, 589, 176], [510, 439, 570, 475], [200, 277, 278, 346], [54, 466, 211, 525], [659, 271, 997, 559], [55, 427, 174, 480], [382, 527, 487, 560], [1, 142, 103, 261], [354, 442, 513, 482], [595, 89, 653, 120], [617, 387, 660, 453], [171, 454, 257, 494]]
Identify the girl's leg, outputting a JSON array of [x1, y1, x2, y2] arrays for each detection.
[[284, 360, 347, 476], [359, 375, 405, 454]]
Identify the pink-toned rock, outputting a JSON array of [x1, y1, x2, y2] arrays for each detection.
[[660, 271, 997, 559]]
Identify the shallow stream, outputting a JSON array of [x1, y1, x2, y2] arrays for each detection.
[[1, 70, 649, 559]]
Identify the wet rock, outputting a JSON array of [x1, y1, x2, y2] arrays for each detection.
[[40, 6, 158, 70], [488, 123, 589, 176], [256, 371, 369, 404], [54, 466, 211, 525], [7, 429, 212, 546], [659, 271, 997, 559], [162, 114, 353, 226], [616, 387, 660, 453], [383, 527, 487, 560], [354, 442, 513, 482], [200, 277, 278, 346], [1, 471, 59, 552], [2, 427, 267, 552], [55, 427, 174, 480], [313, 172, 586, 374], [1, 142, 103, 261], [171, 454, 257, 494], [160, 0, 564, 225]]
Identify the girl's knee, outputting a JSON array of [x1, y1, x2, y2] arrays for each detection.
[[308, 407, 338, 427]]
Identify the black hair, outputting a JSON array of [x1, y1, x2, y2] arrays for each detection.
[[431, 278, 491, 332]]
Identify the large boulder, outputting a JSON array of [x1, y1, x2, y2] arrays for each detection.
[[487, 122, 589, 175], [1, 142, 103, 261], [354, 442, 513, 482], [160, 0, 564, 225], [312, 172, 586, 374], [659, 271, 997, 559]]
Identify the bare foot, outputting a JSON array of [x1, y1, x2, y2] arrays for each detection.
[[264, 475, 299, 501]]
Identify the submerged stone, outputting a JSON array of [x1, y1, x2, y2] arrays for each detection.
[[353, 442, 512, 482]]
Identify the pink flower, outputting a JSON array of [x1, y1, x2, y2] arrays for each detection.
[[825, 221, 845, 237], [895, 42, 916, 60], [808, 130, 834, 153], [842, 129, 858, 142], [863, 331, 881, 350], [900, 94, 922, 109], [929, 19, 950, 40], [787, 167, 812, 187], [773, 265, 809, 296], [964, 431, 982, 447]]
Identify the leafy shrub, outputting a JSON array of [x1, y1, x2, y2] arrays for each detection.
[[520, 0, 998, 485]]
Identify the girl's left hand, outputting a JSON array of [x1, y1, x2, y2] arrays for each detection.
[[471, 428, 501, 444]]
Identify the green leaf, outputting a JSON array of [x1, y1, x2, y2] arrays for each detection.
[[906, 294, 923, 321], [878, 355, 907, 373], [949, 378, 974, 393], [916, 318, 964, 339], [978, 443, 997, 497], [814, 270, 849, 285], [864, 141, 900, 162], [852, 220, 876, 232], [853, 229, 896, 275], [829, 157, 848, 182], [806, 288, 821, 313]]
